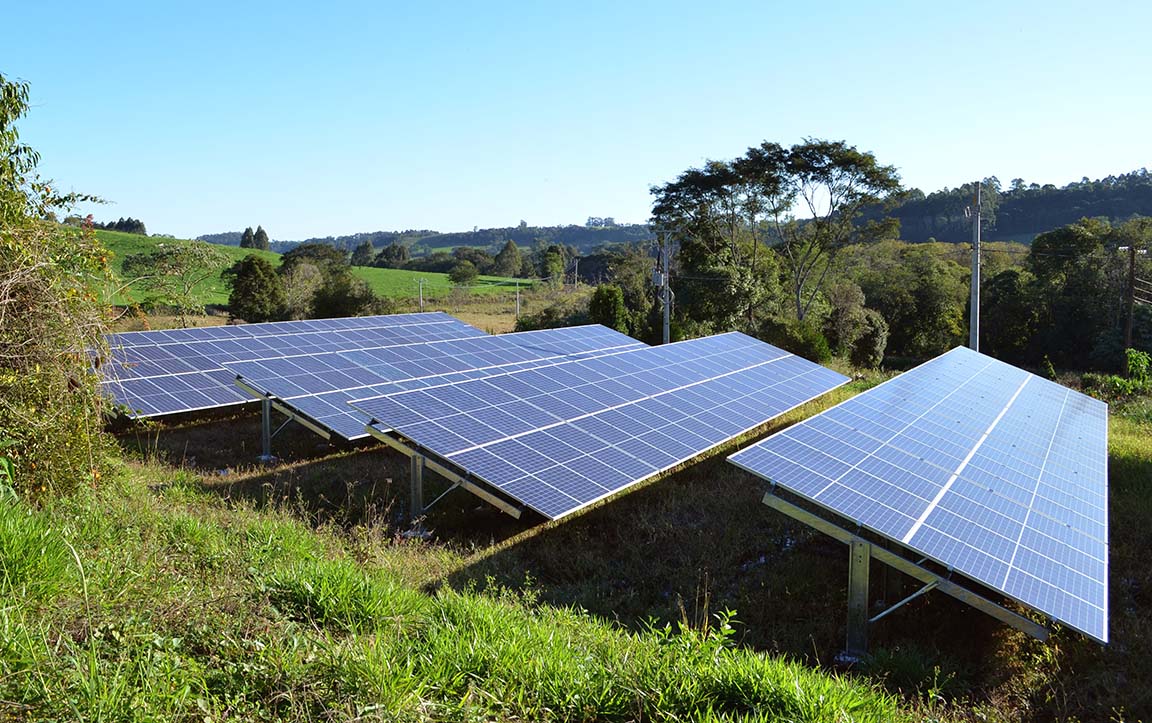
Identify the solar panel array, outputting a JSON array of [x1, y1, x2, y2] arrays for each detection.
[[100, 313, 486, 417], [226, 325, 646, 439], [729, 346, 1109, 643], [351, 332, 849, 520]]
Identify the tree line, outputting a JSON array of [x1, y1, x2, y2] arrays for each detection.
[[519, 140, 1152, 373], [864, 169, 1152, 244]]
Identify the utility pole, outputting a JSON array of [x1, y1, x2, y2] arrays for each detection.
[[661, 232, 671, 345], [649, 225, 676, 344], [1123, 244, 1149, 350], [1126, 244, 1137, 351], [969, 182, 981, 352]]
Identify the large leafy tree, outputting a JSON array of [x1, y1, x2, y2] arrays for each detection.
[[449, 259, 479, 286], [774, 140, 902, 321], [222, 254, 285, 322], [856, 244, 966, 357], [651, 149, 788, 331], [1027, 218, 1126, 368], [453, 246, 494, 275], [281, 262, 323, 320], [981, 269, 1039, 363], [278, 242, 383, 319], [122, 241, 228, 327], [280, 242, 349, 276], [651, 139, 900, 330]]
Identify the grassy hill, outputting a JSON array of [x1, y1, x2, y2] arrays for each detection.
[[96, 230, 533, 308]]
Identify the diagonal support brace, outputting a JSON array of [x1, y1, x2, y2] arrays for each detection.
[[762, 491, 1049, 653]]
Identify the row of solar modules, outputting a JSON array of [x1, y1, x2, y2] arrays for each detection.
[[348, 332, 848, 519], [226, 325, 648, 439], [730, 346, 1110, 644], [100, 312, 488, 417], [107, 311, 458, 348]]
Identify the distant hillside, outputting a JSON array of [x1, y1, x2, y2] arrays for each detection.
[[196, 230, 243, 246], [199, 222, 655, 256], [412, 222, 653, 254], [99, 229, 531, 307], [869, 168, 1152, 243]]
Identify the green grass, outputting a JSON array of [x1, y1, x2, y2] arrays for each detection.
[[0, 458, 908, 721], [97, 229, 280, 307], [95, 229, 532, 308], [351, 266, 533, 299]]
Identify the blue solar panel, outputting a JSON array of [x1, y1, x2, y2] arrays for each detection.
[[100, 313, 486, 417], [226, 325, 646, 439], [728, 346, 1109, 644], [350, 332, 848, 520], [106, 312, 461, 348]]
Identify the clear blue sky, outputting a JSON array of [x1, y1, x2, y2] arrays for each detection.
[[7, 0, 1151, 240]]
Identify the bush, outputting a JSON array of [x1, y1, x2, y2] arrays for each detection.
[[514, 295, 590, 332], [448, 259, 479, 287], [588, 284, 629, 334], [762, 319, 832, 363], [1128, 348, 1150, 383], [849, 308, 889, 369], [0, 223, 113, 498], [223, 254, 285, 322]]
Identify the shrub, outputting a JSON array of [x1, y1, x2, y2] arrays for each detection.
[[849, 308, 889, 369], [588, 284, 629, 334], [762, 320, 832, 363], [0, 223, 113, 497], [222, 254, 285, 322], [0, 73, 112, 498], [448, 259, 479, 287], [1128, 348, 1150, 383]]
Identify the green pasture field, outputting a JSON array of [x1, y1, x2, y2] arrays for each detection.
[[94, 229, 531, 308]]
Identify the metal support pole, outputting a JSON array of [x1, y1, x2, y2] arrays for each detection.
[[969, 182, 981, 352], [662, 235, 671, 345], [515, 281, 521, 318], [846, 537, 871, 658], [418, 279, 425, 312], [259, 397, 274, 463], [410, 453, 425, 521]]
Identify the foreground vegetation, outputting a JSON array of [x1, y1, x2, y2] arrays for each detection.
[[0, 449, 908, 721], [1, 369, 1146, 721]]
